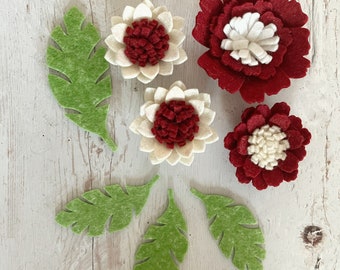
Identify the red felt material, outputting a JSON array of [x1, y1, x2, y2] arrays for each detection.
[[124, 19, 169, 67], [224, 102, 311, 189], [152, 101, 199, 149], [193, 0, 310, 103]]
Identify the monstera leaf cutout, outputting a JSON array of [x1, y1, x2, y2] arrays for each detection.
[[56, 176, 158, 236], [47, 7, 117, 151], [134, 190, 188, 270], [192, 189, 265, 270]]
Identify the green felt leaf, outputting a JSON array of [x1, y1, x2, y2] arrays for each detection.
[[47, 7, 116, 151], [192, 189, 265, 270], [56, 176, 159, 236], [134, 190, 188, 270]]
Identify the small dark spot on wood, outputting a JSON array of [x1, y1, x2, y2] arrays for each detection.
[[133, 87, 138, 92], [42, 134, 45, 137], [302, 225, 323, 246], [96, 148, 103, 156], [314, 257, 321, 269], [67, 138, 71, 142], [26, 4, 30, 13]]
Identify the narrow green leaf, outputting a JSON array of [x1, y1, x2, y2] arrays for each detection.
[[47, 7, 117, 151], [56, 176, 159, 236], [192, 189, 265, 270], [134, 190, 188, 270]]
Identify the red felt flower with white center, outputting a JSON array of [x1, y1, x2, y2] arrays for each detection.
[[130, 81, 218, 166], [105, 0, 187, 84], [193, 0, 310, 103], [224, 102, 311, 190]]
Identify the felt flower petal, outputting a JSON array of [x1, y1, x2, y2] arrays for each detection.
[[105, 35, 124, 52], [133, 3, 153, 20], [188, 100, 205, 115], [170, 81, 186, 90], [169, 30, 185, 46], [236, 168, 252, 183], [129, 117, 144, 134], [111, 23, 128, 43], [200, 108, 216, 125], [144, 87, 156, 102], [193, 139, 206, 153], [157, 11, 174, 33], [122, 6, 135, 21], [137, 120, 155, 138], [159, 61, 174, 76], [184, 89, 199, 99], [140, 137, 155, 152], [173, 48, 188, 65], [179, 155, 195, 166], [154, 87, 168, 103], [115, 49, 133, 67], [137, 73, 153, 84], [205, 130, 219, 144], [111, 16, 123, 26], [145, 104, 160, 123], [165, 86, 185, 102], [153, 6, 168, 17], [162, 43, 180, 62], [121, 65, 140, 79], [173, 16, 185, 30], [195, 125, 213, 140], [176, 141, 194, 158], [262, 168, 284, 187], [140, 64, 160, 80], [154, 143, 173, 161], [167, 151, 181, 165], [104, 50, 117, 65]]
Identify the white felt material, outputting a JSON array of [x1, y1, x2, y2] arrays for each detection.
[[184, 89, 199, 99], [180, 155, 194, 166], [133, 3, 152, 20], [170, 81, 186, 90], [137, 73, 153, 84], [169, 30, 185, 46], [121, 65, 140, 79], [152, 6, 168, 17], [129, 117, 144, 134], [154, 87, 168, 103], [195, 125, 213, 140], [149, 152, 162, 165], [144, 88, 156, 102], [176, 141, 194, 158], [122, 6, 135, 21], [157, 11, 173, 33], [159, 61, 174, 76], [137, 120, 155, 138], [166, 151, 181, 165], [154, 143, 172, 161], [111, 16, 123, 26], [140, 64, 160, 80], [140, 101, 153, 116], [111, 23, 128, 43], [193, 139, 206, 153], [105, 36, 123, 53], [197, 93, 211, 107], [115, 49, 132, 67], [145, 104, 159, 123], [143, 0, 155, 9], [188, 100, 205, 115], [172, 16, 184, 30], [220, 12, 279, 66], [104, 50, 117, 65], [205, 130, 219, 144], [162, 43, 180, 62], [200, 108, 216, 125], [173, 48, 188, 65], [139, 137, 155, 152], [165, 86, 185, 102]]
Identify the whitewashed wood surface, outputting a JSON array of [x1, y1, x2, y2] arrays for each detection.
[[1, 0, 339, 269]]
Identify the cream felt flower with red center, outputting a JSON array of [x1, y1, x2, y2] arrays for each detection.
[[105, 0, 188, 84], [130, 81, 219, 166], [193, 0, 310, 103], [224, 102, 311, 190]]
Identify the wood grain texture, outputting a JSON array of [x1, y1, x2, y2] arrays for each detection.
[[0, 0, 339, 269]]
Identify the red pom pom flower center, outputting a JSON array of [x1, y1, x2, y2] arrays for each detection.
[[124, 19, 170, 67], [221, 12, 280, 66], [247, 124, 290, 170], [151, 101, 200, 149]]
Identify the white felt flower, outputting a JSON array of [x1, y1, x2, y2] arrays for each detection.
[[105, 0, 187, 84], [130, 81, 219, 166]]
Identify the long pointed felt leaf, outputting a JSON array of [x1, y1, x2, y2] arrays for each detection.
[[192, 189, 265, 270], [56, 176, 159, 236], [47, 7, 117, 151], [134, 190, 188, 270]]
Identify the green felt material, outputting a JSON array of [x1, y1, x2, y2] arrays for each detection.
[[134, 190, 188, 270], [56, 176, 158, 236], [192, 189, 265, 270], [47, 7, 117, 151]]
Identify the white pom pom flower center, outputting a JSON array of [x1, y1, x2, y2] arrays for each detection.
[[220, 12, 280, 66], [247, 125, 290, 170]]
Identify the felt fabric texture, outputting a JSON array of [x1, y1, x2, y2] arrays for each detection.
[[192, 188, 265, 270], [192, 0, 310, 103], [55, 176, 158, 236], [134, 190, 188, 270], [224, 102, 311, 190], [129, 81, 219, 166], [47, 7, 117, 151], [105, 0, 188, 84]]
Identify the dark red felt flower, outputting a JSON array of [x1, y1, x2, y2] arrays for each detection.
[[224, 102, 311, 190], [193, 0, 310, 103]]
